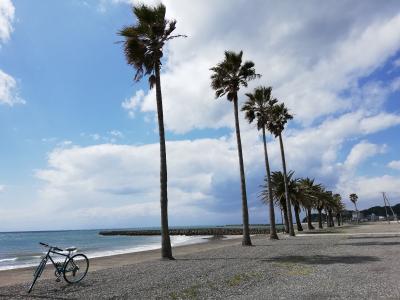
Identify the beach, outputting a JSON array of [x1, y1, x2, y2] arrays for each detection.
[[1, 223, 400, 299]]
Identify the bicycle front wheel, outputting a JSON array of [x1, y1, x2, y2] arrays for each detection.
[[63, 254, 89, 284], [28, 258, 47, 293]]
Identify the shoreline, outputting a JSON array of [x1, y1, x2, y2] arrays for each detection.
[[0, 234, 216, 272], [0, 234, 244, 287]]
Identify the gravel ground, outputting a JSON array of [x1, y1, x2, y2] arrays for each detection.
[[1, 223, 400, 299]]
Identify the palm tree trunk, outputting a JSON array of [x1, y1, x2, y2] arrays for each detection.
[[336, 213, 341, 226], [324, 208, 329, 227], [278, 133, 295, 236], [262, 127, 278, 240], [328, 209, 334, 227], [294, 204, 303, 231], [281, 203, 289, 233], [280, 208, 287, 233], [317, 208, 323, 229], [233, 97, 252, 246], [155, 63, 173, 260], [354, 202, 359, 224], [307, 207, 315, 230]]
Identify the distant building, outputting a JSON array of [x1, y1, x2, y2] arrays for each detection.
[[352, 211, 364, 221]]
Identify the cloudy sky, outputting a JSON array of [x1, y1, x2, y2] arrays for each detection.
[[1, 0, 400, 231]]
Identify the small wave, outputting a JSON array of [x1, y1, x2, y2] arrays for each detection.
[[0, 257, 17, 263], [0, 235, 211, 270], [85, 236, 209, 259]]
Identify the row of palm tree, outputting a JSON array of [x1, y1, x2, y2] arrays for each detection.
[[119, 3, 349, 259], [261, 173, 346, 232]]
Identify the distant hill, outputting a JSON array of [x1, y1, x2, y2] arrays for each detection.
[[360, 203, 400, 216], [302, 203, 400, 223]]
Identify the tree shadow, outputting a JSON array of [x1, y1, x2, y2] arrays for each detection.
[[0, 293, 70, 299], [347, 236, 400, 240], [341, 241, 400, 246], [262, 255, 380, 265], [177, 257, 267, 261]]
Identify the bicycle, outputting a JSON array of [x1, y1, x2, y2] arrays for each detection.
[[28, 242, 89, 293]]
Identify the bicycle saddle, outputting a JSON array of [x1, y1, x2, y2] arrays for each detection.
[[66, 247, 77, 252]]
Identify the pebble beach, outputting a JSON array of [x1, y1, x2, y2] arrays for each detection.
[[1, 223, 400, 299]]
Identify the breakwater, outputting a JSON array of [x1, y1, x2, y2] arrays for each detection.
[[99, 227, 271, 236]]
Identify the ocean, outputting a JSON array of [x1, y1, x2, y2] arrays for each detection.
[[0, 229, 210, 270]]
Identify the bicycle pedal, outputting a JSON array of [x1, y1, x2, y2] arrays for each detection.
[[55, 278, 61, 282]]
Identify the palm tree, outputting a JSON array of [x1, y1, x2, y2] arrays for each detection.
[[297, 178, 317, 230], [267, 171, 297, 233], [118, 4, 185, 259], [350, 193, 359, 223], [291, 178, 304, 232], [210, 51, 260, 246], [325, 191, 335, 227], [266, 102, 295, 236], [314, 185, 327, 229], [332, 193, 344, 226], [242, 86, 278, 240]]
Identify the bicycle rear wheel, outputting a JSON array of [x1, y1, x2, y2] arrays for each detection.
[[63, 254, 89, 284]]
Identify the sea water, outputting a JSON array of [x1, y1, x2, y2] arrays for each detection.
[[0, 229, 209, 270]]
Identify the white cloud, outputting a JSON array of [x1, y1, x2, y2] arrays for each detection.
[[344, 141, 386, 169], [83, 131, 125, 143], [388, 160, 400, 170], [90, 133, 101, 141], [28, 139, 245, 228], [121, 89, 145, 118], [0, 1, 24, 107], [360, 113, 400, 134], [109, 130, 123, 138], [0, 0, 14, 43], [0, 185, 4, 192], [337, 175, 400, 205], [0, 69, 25, 106]]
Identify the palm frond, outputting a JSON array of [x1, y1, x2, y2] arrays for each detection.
[[118, 3, 185, 86]]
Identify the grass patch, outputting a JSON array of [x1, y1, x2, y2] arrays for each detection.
[[226, 271, 262, 287], [169, 284, 200, 300], [274, 262, 313, 276]]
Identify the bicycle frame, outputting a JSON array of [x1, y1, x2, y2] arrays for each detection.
[[43, 248, 72, 273]]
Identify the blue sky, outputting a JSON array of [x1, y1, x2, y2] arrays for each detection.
[[1, 0, 400, 231]]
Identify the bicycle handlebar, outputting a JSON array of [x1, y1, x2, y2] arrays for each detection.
[[39, 242, 63, 252]]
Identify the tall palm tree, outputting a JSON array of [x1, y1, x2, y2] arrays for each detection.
[[350, 193, 359, 223], [242, 86, 278, 240], [118, 4, 185, 259], [266, 103, 295, 236], [210, 51, 260, 246]]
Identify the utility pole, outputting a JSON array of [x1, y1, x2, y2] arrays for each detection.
[[383, 192, 390, 224], [383, 192, 398, 223]]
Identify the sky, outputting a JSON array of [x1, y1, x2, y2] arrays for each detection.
[[0, 0, 400, 231]]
